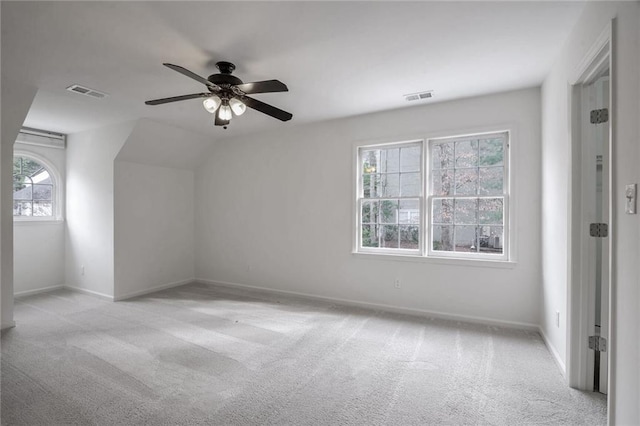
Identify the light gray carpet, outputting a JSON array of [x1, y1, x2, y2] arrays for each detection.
[[2, 282, 606, 425]]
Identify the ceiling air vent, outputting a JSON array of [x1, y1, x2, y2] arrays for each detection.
[[404, 91, 433, 102], [66, 84, 108, 99]]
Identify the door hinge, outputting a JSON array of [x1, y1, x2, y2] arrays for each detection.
[[589, 223, 608, 237], [589, 336, 607, 352], [590, 108, 609, 124]]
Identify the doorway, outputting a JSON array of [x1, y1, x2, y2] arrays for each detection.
[[567, 21, 612, 408]]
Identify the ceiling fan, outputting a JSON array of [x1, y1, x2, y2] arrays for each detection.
[[145, 61, 292, 128]]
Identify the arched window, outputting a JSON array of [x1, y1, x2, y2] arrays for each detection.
[[13, 155, 56, 218]]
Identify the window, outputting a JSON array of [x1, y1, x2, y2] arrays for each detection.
[[428, 132, 508, 259], [355, 131, 509, 261], [357, 141, 422, 253], [13, 155, 55, 218]]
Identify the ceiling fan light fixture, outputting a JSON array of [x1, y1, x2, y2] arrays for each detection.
[[229, 98, 246, 116], [219, 103, 232, 121], [203, 95, 221, 113]]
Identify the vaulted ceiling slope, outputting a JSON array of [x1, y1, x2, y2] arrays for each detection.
[[1, 1, 585, 139]]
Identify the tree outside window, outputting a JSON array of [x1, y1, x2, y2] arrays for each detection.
[[13, 156, 54, 217]]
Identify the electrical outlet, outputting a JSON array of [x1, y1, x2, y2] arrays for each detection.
[[555, 311, 560, 327], [394, 278, 401, 289]]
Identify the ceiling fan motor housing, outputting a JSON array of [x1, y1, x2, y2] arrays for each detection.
[[208, 61, 242, 89]]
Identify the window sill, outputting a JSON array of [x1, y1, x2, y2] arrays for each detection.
[[352, 251, 516, 269], [14, 219, 64, 226]]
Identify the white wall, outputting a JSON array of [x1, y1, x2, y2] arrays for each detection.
[[114, 161, 195, 300], [13, 142, 65, 295], [195, 88, 542, 328], [1, 80, 37, 328], [65, 121, 135, 298], [541, 2, 639, 424]]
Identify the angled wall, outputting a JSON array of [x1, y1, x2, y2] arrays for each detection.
[[65, 121, 136, 298], [1, 81, 37, 328], [113, 119, 212, 300]]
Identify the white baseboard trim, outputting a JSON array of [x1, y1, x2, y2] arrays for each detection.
[[1, 321, 16, 330], [195, 278, 539, 332], [64, 285, 114, 301], [14, 285, 64, 298], [538, 326, 566, 375], [114, 278, 195, 301]]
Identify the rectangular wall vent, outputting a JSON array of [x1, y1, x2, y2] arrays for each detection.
[[404, 91, 433, 102], [66, 84, 108, 99]]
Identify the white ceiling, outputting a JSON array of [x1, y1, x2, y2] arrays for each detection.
[[2, 1, 585, 139]]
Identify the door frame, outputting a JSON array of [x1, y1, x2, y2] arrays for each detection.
[[567, 17, 613, 414]]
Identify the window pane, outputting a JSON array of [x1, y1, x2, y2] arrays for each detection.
[[380, 173, 400, 197], [454, 199, 477, 224], [399, 200, 419, 224], [431, 142, 454, 170], [432, 169, 453, 196], [13, 201, 32, 216], [400, 146, 421, 172], [33, 184, 52, 200], [380, 225, 399, 248], [479, 167, 503, 195], [379, 148, 400, 173], [432, 199, 453, 224], [361, 150, 380, 174], [362, 173, 380, 198], [454, 225, 478, 252], [455, 139, 478, 168], [361, 201, 378, 224], [362, 225, 379, 247], [479, 226, 503, 254], [455, 168, 478, 196], [13, 182, 32, 200], [479, 138, 504, 166], [400, 172, 420, 197], [33, 170, 52, 185], [33, 201, 52, 217], [432, 225, 453, 251], [479, 198, 503, 225], [399, 225, 419, 249], [380, 200, 398, 224], [19, 158, 45, 177]]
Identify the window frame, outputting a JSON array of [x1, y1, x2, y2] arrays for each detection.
[[426, 131, 510, 261], [12, 151, 63, 222], [353, 130, 511, 263], [356, 139, 425, 256]]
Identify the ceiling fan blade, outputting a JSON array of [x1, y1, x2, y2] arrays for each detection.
[[234, 80, 288, 94], [241, 96, 292, 121], [145, 93, 210, 105], [214, 110, 230, 127], [163, 63, 220, 91]]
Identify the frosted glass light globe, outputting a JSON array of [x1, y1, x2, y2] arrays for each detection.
[[202, 96, 221, 113]]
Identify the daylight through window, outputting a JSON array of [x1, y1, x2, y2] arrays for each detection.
[[13, 156, 55, 217], [358, 142, 422, 252], [429, 132, 508, 259], [356, 131, 509, 260]]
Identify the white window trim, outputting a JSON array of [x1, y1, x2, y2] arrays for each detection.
[[13, 150, 64, 222], [426, 130, 510, 261], [353, 128, 514, 264]]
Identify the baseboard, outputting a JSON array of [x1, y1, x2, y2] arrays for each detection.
[[195, 278, 540, 332], [538, 326, 566, 375], [114, 278, 195, 301], [1, 321, 16, 330], [64, 285, 114, 301], [14, 285, 64, 298]]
